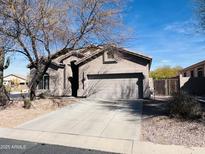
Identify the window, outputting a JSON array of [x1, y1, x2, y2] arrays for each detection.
[[38, 73, 49, 90], [107, 51, 114, 59], [197, 68, 203, 77], [191, 70, 194, 77]]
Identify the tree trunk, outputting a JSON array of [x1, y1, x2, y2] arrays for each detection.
[[29, 81, 37, 101], [0, 68, 3, 91], [0, 48, 4, 89], [0, 68, 4, 104], [29, 60, 51, 100], [0, 48, 9, 104]]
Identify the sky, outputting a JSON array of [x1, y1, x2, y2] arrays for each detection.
[[5, 0, 205, 76]]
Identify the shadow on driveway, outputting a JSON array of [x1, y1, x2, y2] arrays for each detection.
[[91, 98, 169, 120], [93, 99, 170, 119], [94, 99, 143, 117]]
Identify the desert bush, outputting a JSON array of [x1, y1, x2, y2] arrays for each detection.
[[38, 92, 48, 99], [169, 92, 202, 119], [23, 99, 32, 109]]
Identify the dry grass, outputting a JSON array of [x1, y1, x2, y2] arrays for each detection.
[[0, 98, 77, 128]]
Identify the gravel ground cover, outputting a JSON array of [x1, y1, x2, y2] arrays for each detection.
[[141, 98, 205, 147]]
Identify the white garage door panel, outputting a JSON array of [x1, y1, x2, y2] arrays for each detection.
[[87, 78, 139, 99]]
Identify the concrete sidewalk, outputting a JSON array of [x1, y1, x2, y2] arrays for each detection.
[[0, 128, 131, 153], [0, 128, 205, 154]]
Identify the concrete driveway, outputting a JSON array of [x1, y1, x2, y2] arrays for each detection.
[[0, 99, 142, 154]]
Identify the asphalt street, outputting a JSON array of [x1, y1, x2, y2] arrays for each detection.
[[0, 138, 118, 154]]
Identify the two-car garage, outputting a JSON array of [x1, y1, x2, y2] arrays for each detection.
[[74, 47, 151, 100], [87, 73, 144, 100]]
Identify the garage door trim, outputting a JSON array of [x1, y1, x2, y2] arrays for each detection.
[[87, 73, 144, 80]]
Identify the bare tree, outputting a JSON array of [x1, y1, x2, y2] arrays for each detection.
[[195, 0, 205, 30], [0, 38, 11, 103], [0, 0, 125, 100]]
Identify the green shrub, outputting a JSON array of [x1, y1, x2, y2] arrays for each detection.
[[169, 92, 202, 119], [23, 99, 32, 109]]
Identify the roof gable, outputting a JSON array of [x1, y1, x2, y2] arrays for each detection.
[[75, 46, 152, 67], [28, 45, 152, 69], [181, 60, 205, 71], [4, 74, 27, 81], [57, 51, 84, 63]]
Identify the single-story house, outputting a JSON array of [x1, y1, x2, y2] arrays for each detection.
[[179, 60, 205, 96], [3, 74, 28, 86], [30, 45, 152, 99], [180, 60, 205, 77], [3, 74, 29, 92]]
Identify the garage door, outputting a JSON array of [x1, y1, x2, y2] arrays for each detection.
[[87, 73, 143, 99]]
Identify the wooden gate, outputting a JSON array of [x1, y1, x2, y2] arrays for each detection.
[[153, 78, 179, 96]]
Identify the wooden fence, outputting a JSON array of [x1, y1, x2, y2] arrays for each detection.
[[153, 78, 179, 96]]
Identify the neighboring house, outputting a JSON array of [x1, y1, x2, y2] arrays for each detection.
[[3, 74, 29, 92], [180, 60, 205, 77], [30, 45, 152, 99], [179, 60, 205, 96]]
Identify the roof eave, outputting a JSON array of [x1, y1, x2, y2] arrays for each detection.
[[75, 46, 152, 66], [181, 60, 205, 72]]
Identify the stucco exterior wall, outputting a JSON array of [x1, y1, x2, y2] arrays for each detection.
[[33, 55, 82, 96], [179, 74, 190, 88], [149, 78, 154, 93], [78, 51, 151, 98], [32, 49, 151, 98], [32, 66, 64, 96], [61, 56, 79, 96]]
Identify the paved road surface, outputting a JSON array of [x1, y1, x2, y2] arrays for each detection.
[[0, 138, 117, 154]]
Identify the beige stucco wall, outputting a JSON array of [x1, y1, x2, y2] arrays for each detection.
[[61, 56, 79, 96], [33, 66, 64, 96], [38, 55, 83, 96], [179, 74, 190, 88], [78, 51, 151, 98], [33, 50, 151, 98], [34, 55, 82, 96], [149, 78, 154, 92]]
